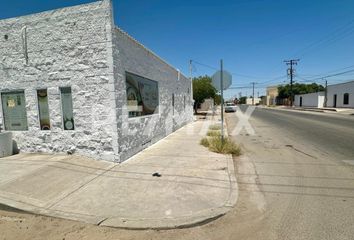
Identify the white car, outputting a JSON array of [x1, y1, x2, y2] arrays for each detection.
[[224, 103, 237, 112]]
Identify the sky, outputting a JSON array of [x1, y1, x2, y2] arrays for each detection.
[[1, 0, 354, 99]]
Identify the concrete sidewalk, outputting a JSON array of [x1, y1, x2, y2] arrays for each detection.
[[261, 105, 354, 115], [0, 119, 237, 229]]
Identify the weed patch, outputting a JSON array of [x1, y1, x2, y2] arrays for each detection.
[[200, 136, 241, 156], [207, 130, 221, 137]]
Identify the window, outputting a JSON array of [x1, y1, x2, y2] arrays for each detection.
[[126, 72, 159, 118], [343, 93, 349, 105], [60, 87, 75, 130], [1, 91, 28, 131], [172, 93, 175, 115], [37, 89, 51, 130]]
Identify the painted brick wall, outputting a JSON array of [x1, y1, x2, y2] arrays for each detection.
[[0, 0, 193, 162], [0, 1, 119, 161], [113, 28, 194, 161]]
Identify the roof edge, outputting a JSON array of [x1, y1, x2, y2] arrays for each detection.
[[0, 0, 103, 24], [114, 26, 188, 80], [328, 80, 354, 87]]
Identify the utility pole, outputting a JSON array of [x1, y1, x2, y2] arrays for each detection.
[[251, 82, 256, 105], [189, 60, 193, 111], [220, 59, 224, 143], [324, 78, 328, 107], [284, 59, 299, 107], [189, 59, 193, 94]]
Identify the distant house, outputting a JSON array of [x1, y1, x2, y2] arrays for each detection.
[[200, 98, 214, 111], [294, 92, 325, 108], [326, 81, 354, 108], [265, 86, 278, 106], [246, 97, 261, 105], [294, 80, 354, 109]]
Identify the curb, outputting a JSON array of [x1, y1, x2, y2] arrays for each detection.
[[100, 119, 238, 230], [99, 205, 232, 229], [0, 119, 238, 230]]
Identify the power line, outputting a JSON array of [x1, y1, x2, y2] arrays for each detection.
[[300, 69, 354, 82], [191, 60, 218, 71], [257, 75, 287, 85], [191, 59, 268, 80], [300, 64, 354, 78], [228, 74, 286, 87], [191, 59, 354, 94], [292, 19, 354, 58]]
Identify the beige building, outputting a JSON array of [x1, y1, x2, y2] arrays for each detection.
[[266, 86, 279, 106], [246, 97, 261, 105], [200, 98, 214, 111]]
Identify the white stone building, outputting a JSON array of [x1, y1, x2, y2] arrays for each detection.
[[294, 80, 354, 109], [0, 0, 193, 162], [326, 80, 354, 108], [294, 92, 325, 108]]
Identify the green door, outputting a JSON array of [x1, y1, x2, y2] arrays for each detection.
[[1, 91, 28, 131]]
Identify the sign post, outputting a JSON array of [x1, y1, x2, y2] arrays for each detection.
[[220, 60, 224, 143], [212, 60, 232, 144]]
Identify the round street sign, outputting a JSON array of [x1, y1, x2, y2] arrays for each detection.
[[212, 70, 232, 91]]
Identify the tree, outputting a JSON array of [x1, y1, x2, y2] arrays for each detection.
[[214, 94, 222, 105], [192, 75, 217, 113], [278, 83, 325, 99], [239, 96, 247, 104]]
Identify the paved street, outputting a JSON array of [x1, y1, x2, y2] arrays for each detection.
[[251, 107, 354, 159], [224, 106, 354, 240]]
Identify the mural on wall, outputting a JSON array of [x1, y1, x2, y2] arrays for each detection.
[[37, 89, 51, 130], [126, 72, 159, 118], [1, 91, 28, 131]]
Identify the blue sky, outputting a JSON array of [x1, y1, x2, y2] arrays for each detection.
[[1, 0, 354, 99]]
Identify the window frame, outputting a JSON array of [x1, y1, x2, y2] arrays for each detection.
[[0, 90, 28, 131], [125, 71, 160, 118], [59, 86, 75, 131], [172, 93, 175, 116], [36, 88, 51, 131], [184, 95, 186, 110]]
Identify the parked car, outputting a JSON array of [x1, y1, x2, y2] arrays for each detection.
[[224, 102, 237, 112]]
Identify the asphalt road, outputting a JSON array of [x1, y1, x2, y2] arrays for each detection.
[[250, 107, 354, 160], [225, 106, 354, 240]]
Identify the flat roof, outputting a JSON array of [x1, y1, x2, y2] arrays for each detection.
[[328, 80, 354, 87]]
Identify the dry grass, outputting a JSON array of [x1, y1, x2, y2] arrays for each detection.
[[209, 125, 221, 130], [200, 136, 241, 156], [200, 137, 210, 147], [207, 130, 221, 137], [208, 137, 241, 155]]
